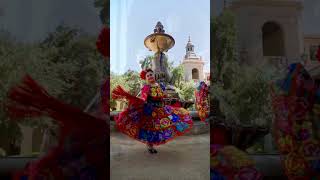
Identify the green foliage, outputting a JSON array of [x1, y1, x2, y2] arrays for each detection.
[[94, 0, 109, 25], [0, 32, 28, 148], [211, 10, 237, 81], [0, 25, 106, 154], [212, 63, 278, 127], [122, 70, 143, 95], [169, 63, 195, 101], [110, 70, 143, 109], [210, 10, 280, 128], [171, 64, 184, 88], [139, 55, 153, 70], [175, 81, 195, 101], [35, 25, 106, 109]]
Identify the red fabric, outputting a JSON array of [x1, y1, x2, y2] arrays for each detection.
[[96, 26, 110, 58], [211, 127, 228, 145], [171, 101, 182, 108], [271, 63, 320, 179], [6, 75, 108, 180], [140, 85, 150, 101], [112, 85, 144, 106], [140, 70, 147, 80], [195, 82, 209, 122], [115, 84, 193, 146]]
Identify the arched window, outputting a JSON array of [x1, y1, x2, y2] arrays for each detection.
[[192, 68, 199, 79], [262, 22, 285, 56]]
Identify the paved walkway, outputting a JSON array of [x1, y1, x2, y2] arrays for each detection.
[[111, 132, 210, 180]]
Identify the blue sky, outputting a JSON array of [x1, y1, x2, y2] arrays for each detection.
[[110, 0, 210, 74]]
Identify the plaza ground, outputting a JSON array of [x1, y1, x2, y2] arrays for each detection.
[[110, 132, 210, 180]]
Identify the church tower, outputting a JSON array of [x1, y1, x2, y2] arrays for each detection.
[[182, 36, 205, 82]]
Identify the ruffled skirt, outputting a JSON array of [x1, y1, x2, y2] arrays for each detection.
[[115, 103, 193, 145]]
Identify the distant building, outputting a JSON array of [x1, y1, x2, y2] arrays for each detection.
[[228, 0, 320, 78], [181, 37, 207, 83]]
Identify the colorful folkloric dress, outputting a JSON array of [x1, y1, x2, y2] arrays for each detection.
[[195, 81, 210, 123], [112, 83, 193, 145], [211, 145, 263, 180], [271, 63, 320, 179]]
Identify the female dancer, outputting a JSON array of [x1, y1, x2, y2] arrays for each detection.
[[112, 68, 193, 154]]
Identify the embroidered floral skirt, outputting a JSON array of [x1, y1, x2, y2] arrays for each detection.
[[115, 103, 193, 145], [210, 145, 263, 180]]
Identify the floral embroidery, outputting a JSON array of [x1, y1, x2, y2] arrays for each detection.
[[164, 106, 172, 114], [160, 118, 171, 128], [115, 83, 193, 145], [152, 112, 157, 117], [271, 63, 320, 179]]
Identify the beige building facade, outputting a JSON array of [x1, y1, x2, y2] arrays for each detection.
[[228, 0, 320, 77], [230, 0, 304, 65], [182, 37, 206, 82]]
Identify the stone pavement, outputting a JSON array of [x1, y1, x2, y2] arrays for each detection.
[[110, 132, 210, 180]]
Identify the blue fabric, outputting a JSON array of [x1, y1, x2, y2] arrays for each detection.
[[20, 176, 28, 180], [171, 114, 180, 122], [138, 129, 175, 143], [79, 166, 97, 180], [160, 83, 166, 91], [210, 169, 226, 180], [197, 81, 205, 90], [280, 63, 298, 92], [164, 106, 172, 114], [138, 130, 147, 141], [143, 104, 153, 116], [310, 160, 320, 172], [175, 122, 189, 132]]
